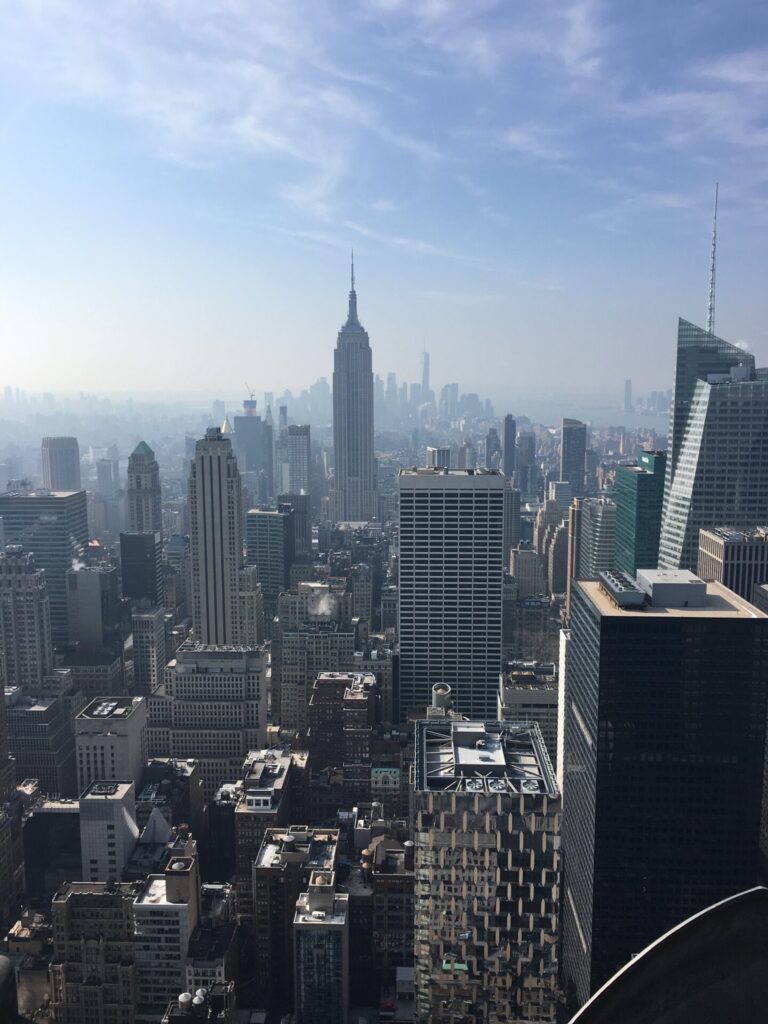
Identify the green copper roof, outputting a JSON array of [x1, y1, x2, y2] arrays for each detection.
[[132, 441, 154, 456]]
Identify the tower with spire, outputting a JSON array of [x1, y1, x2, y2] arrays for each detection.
[[330, 254, 377, 522], [127, 441, 163, 538]]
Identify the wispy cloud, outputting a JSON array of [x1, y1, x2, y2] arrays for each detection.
[[344, 220, 462, 259]]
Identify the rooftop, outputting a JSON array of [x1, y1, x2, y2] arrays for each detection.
[[256, 826, 338, 870], [80, 780, 134, 801], [78, 696, 143, 720], [415, 720, 558, 796], [583, 577, 766, 619], [701, 526, 768, 544]]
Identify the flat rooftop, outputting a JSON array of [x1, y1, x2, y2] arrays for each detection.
[[80, 780, 134, 801], [399, 467, 505, 485], [701, 526, 768, 543], [256, 827, 338, 870], [415, 720, 558, 796], [581, 578, 766, 619], [79, 696, 142, 720]]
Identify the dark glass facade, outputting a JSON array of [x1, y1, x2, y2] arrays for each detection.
[[614, 451, 666, 575], [562, 580, 768, 1009], [119, 532, 163, 605]]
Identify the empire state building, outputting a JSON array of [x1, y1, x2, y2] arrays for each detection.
[[331, 258, 377, 522]]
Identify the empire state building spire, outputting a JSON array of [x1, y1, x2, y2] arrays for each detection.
[[347, 249, 359, 326], [331, 257, 377, 522]]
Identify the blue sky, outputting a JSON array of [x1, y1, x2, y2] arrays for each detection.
[[1, 0, 768, 404]]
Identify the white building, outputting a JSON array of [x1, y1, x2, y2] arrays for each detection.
[[75, 696, 148, 794], [149, 642, 268, 799], [276, 424, 311, 496], [577, 497, 616, 578], [41, 436, 81, 492], [189, 427, 243, 645], [398, 468, 505, 721], [134, 854, 200, 1022], [79, 780, 139, 883]]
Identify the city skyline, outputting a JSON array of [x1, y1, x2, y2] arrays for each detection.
[[2, 1, 768, 395]]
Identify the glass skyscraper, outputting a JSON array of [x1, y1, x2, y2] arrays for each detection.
[[659, 318, 768, 570], [614, 450, 666, 575]]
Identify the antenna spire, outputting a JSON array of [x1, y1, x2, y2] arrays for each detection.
[[707, 183, 718, 334], [351, 249, 355, 292]]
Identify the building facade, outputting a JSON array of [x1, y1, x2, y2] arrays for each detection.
[[330, 262, 377, 522], [697, 526, 768, 599], [0, 547, 52, 690], [614, 450, 666, 575], [126, 441, 163, 538], [560, 418, 587, 498], [189, 428, 243, 645], [42, 437, 81, 492], [75, 696, 148, 794], [398, 469, 504, 720]]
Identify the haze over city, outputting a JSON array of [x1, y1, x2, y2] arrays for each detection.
[[3, 0, 768, 401]]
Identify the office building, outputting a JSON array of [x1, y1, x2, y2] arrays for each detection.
[[253, 826, 339, 1004], [185, 882, 237, 993], [0, 547, 52, 690], [49, 881, 137, 1024], [510, 542, 546, 599], [548, 479, 573, 522], [660, 319, 768, 570], [120, 531, 163, 606], [614, 450, 666, 575], [276, 424, 311, 496], [565, 498, 583, 620], [149, 643, 268, 799], [485, 427, 501, 469], [133, 854, 200, 1022], [75, 696, 148, 794], [189, 428, 243, 645], [79, 780, 140, 883], [41, 437, 81, 492], [294, 870, 349, 1024], [245, 506, 294, 610], [413, 717, 561, 1024], [425, 446, 452, 470], [561, 570, 768, 1008], [278, 623, 355, 734], [697, 527, 768, 599], [577, 498, 616, 578], [421, 348, 430, 398], [330, 260, 377, 522], [534, 498, 563, 555], [398, 469, 504, 720], [503, 482, 521, 568], [165, 533, 191, 619], [5, 687, 77, 795], [127, 441, 163, 538], [547, 523, 569, 595], [0, 488, 88, 642], [131, 606, 166, 697], [237, 566, 265, 647], [66, 563, 123, 653], [560, 418, 587, 498], [498, 661, 558, 765], [233, 399, 274, 498], [503, 414, 516, 478], [60, 647, 124, 699]]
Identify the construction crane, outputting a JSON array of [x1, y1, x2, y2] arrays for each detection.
[[245, 382, 255, 401]]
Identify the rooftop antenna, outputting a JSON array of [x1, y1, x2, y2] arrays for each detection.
[[351, 249, 355, 292], [707, 183, 718, 334]]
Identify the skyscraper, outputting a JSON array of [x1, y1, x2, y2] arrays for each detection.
[[0, 488, 89, 641], [0, 547, 52, 690], [275, 424, 311, 496], [576, 497, 616, 578], [398, 468, 504, 720], [659, 319, 768, 570], [126, 441, 162, 538], [41, 437, 81, 491], [189, 427, 243, 645], [503, 414, 516, 478], [561, 570, 768, 1008], [420, 347, 430, 399], [330, 258, 377, 522], [413, 716, 561, 1024], [614, 450, 666, 575], [560, 418, 587, 498]]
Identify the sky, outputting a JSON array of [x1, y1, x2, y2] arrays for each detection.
[[2, 0, 768, 406]]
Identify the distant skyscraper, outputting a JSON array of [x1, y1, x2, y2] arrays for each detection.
[[398, 469, 504, 720], [623, 378, 633, 414], [561, 571, 768, 1007], [485, 427, 501, 469], [127, 441, 162, 538], [614, 450, 666, 575], [503, 414, 516, 478], [560, 418, 587, 498], [0, 547, 52, 690], [420, 348, 430, 399], [233, 399, 274, 497], [41, 437, 81, 491], [246, 507, 295, 610], [276, 425, 311, 496], [189, 427, 243, 645], [576, 497, 616, 578], [659, 319, 768, 570], [330, 258, 377, 522], [0, 488, 89, 641], [425, 446, 451, 470]]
